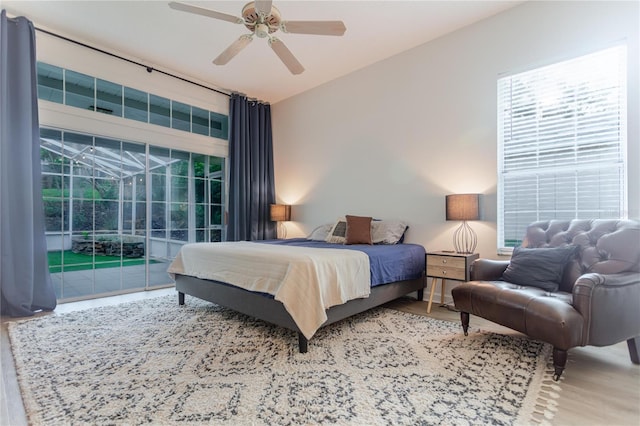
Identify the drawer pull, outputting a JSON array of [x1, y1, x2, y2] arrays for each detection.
[[442, 259, 447, 263], [442, 270, 447, 275]]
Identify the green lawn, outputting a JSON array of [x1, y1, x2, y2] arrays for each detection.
[[48, 250, 156, 273]]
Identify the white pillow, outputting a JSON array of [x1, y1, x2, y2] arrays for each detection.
[[371, 220, 408, 244], [307, 223, 333, 241], [325, 218, 347, 244]]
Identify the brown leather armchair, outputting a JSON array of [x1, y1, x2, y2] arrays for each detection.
[[452, 219, 640, 380]]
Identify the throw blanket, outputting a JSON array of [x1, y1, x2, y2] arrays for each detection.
[[167, 242, 371, 339]]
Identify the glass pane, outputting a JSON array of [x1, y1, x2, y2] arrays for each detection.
[[171, 150, 189, 177], [135, 175, 146, 201], [42, 175, 66, 193], [124, 87, 148, 122], [122, 177, 134, 201], [151, 174, 166, 201], [171, 177, 188, 203], [195, 204, 205, 228], [121, 141, 146, 179], [72, 200, 93, 231], [122, 201, 133, 230], [96, 79, 122, 116], [210, 229, 222, 242], [41, 129, 64, 174], [193, 154, 205, 178], [152, 202, 166, 231], [72, 177, 95, 199], [94, 200, 119, 232], [196, 230, 205, 242], [172, 101, 190, 131], [96, 178, 119, 201], [210, 111, 228, 139], [65, 70, 94, 110], [65, 132, 93, 146], [37, 63, 63, 103], [135, 202, 146, 230], [194, 178, 205, 203], [71, 232, 97, 259], [170, 203, 188, 229], [64, 132, 93, 177], [208, 156, 224, 178], [43, 199, 64, 232], [210, 205, 223, 225], [210, 180, 222, 204], [149, 94, 171, 128], [149, 146, 170, 176], [192, 107, 209, 136]]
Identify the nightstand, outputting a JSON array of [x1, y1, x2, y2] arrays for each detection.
[[426, 251, 479, 313]]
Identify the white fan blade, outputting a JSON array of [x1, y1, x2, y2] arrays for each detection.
[[255, 0, 272, 17], [280, 20, 346, 36], [269, 38, 304, 75], [169, 2, 244, 24], [213, 35, 253, 65]]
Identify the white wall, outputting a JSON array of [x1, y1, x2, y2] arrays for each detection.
[[272, 1, 640, 260]]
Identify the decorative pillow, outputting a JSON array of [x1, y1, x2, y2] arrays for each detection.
[[502, 245, 578, 292], [345, 215, 373, 245], [325, 219, 347, 244], [307, 223, 333, 241], [371, 220, 408, 244]]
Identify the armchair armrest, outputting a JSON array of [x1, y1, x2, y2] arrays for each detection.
[[470, 259, 509, 281], [572, 272, 640, 346]]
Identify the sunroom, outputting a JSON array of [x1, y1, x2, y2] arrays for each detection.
[[40, 128, 225, 301]]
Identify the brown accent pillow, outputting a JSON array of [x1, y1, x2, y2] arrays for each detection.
[[345, 215, 373, 245]]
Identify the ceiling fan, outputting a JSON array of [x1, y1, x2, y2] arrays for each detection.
[[168, 1, 347, 75]]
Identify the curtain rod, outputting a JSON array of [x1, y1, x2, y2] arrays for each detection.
[[35, 26, 231, 98]]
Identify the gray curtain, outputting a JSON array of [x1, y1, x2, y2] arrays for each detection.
[[0, 10, 57, 316], [227, 94, 277, 241]]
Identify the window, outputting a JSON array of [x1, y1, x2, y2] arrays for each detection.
[[37, 62, 229, 140], [497, 45, 627, 252], [41, 128, 226, 300]]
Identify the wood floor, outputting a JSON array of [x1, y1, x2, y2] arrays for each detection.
[[1, 289, 639, 425]]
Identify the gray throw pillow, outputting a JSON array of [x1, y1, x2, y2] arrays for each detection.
[[502, 245, 578, 292]]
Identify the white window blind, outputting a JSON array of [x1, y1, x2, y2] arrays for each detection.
[[497, 45, 627, 252]]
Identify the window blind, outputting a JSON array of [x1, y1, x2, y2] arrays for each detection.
[[497, 45, 627, 252]]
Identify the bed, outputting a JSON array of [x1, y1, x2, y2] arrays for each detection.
[[168, 235, 426, 353]]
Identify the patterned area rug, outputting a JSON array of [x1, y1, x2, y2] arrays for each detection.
[[8, 295, 561, 425]]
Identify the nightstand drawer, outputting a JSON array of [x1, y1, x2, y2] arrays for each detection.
[[425, 251, 479, 314], [427, 255, 466, 269], [426, 265, 466, 281]]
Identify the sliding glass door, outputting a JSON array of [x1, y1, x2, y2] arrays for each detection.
[[41, 128, 225, 301]]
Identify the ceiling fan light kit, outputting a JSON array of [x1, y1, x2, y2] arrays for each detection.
[[169, 0, 346, 74]]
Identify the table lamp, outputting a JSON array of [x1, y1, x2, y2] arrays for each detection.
[[446, 194, 479, 254]]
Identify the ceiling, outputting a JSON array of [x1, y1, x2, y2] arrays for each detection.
[[3, 1, 522, 104]]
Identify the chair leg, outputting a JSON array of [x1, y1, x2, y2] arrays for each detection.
[[627, 337, 640, 364], [552, 347, 568, 381], [460, 312, 469, 336]]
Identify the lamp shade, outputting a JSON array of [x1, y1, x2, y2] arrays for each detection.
[[446, 194, 480, 221], [270, 204, 291, 222]]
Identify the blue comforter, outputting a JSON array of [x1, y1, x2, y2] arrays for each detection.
[[259, 238, 425, 287]]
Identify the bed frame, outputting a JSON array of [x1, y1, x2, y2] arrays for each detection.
[[175, 274, 425, 353]]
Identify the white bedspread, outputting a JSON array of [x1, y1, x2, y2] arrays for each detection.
[[167, 242, 371, 339]]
